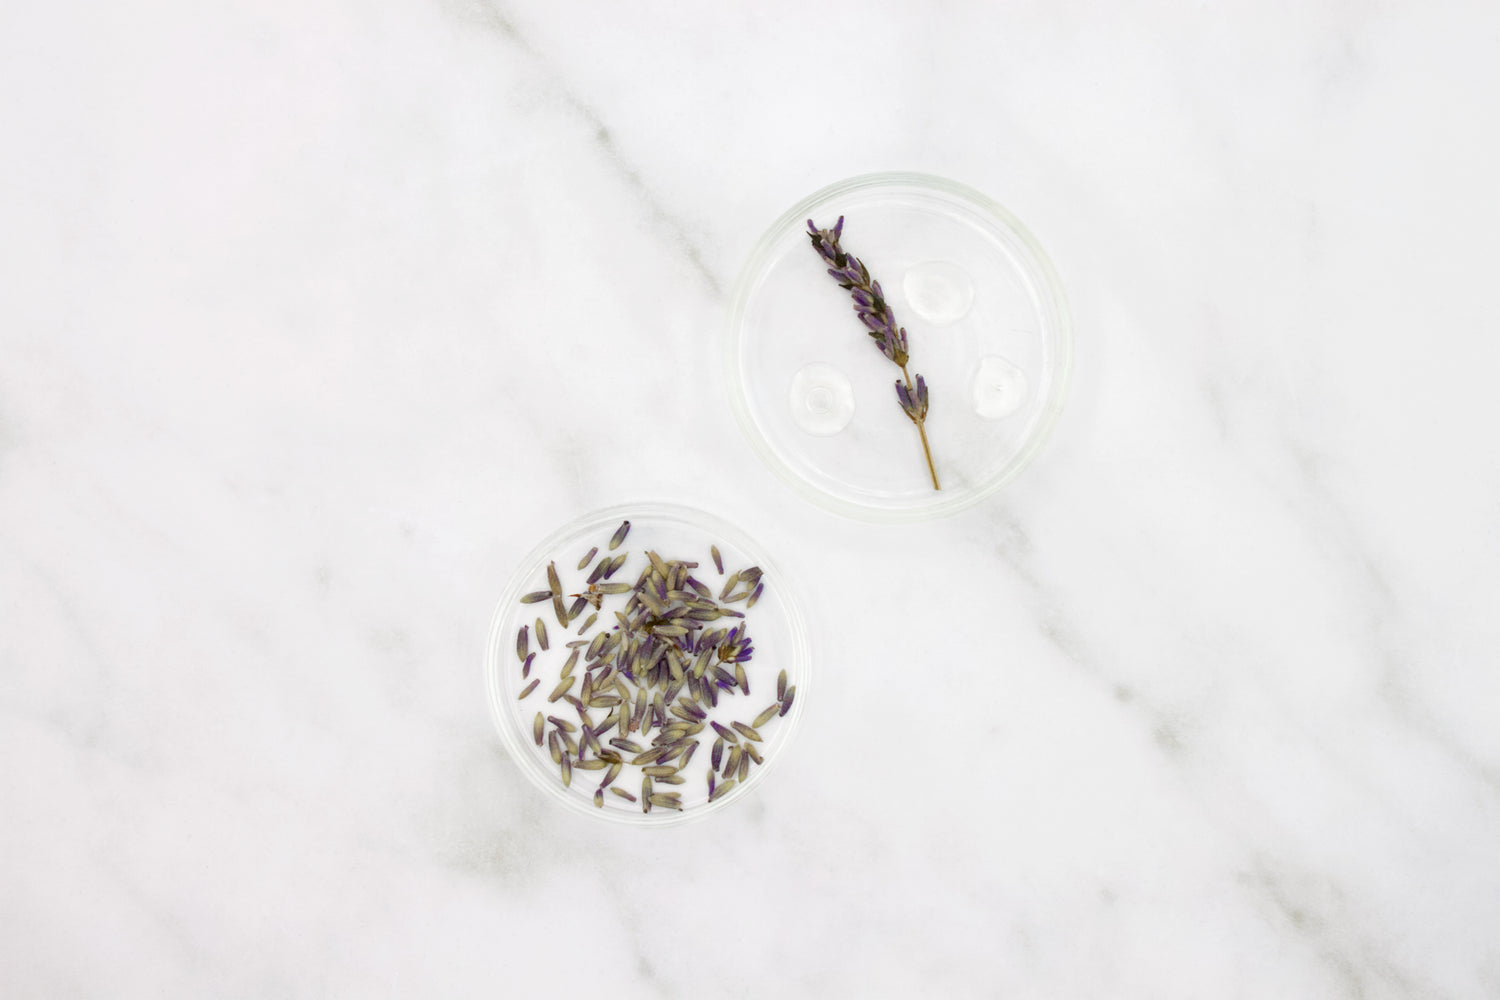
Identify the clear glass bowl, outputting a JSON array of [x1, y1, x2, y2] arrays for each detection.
[[725, 172, 1072, 521], [484, 502, 811, 826]]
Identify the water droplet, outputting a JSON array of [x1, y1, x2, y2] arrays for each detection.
[[971, 356, 1029, 419], [903, 261, 974, 325], [789, 364, 855, 435]]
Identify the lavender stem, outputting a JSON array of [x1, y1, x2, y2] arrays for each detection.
[[807, 216, 941, 491]]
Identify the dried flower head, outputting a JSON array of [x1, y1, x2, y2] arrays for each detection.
[[807, 216, 940, 490]]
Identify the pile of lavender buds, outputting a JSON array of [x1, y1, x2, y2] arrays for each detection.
[[513, 520, 795, 814]]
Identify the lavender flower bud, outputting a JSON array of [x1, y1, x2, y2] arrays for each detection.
[[890, 327, 909, 367], [895, 379, 914, 414], [895, 373, 930, 422]]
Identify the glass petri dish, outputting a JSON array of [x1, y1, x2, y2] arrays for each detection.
[[725, 173, 1072, 521], [484, 502, 811, 826]]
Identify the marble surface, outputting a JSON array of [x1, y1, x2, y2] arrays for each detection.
[[4, 1, 1499, 996]]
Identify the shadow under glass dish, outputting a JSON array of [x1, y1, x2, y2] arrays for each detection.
[[484, 502, 811, 826], [725, 173, 1072, 521]]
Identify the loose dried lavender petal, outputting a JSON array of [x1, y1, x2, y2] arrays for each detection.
[[587, 557, 609, 585]]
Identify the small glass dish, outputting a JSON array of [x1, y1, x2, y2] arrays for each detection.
[[484, 502, 811, 826], [725, 172, 1072, 521]]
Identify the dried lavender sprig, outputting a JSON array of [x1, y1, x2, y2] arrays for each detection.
[[807, 215, 941, 490]]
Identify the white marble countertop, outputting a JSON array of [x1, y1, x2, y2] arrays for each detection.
[[5, 2, 1499, 996]]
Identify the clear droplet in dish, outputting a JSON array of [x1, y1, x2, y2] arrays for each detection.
[[789, 364, 855, 435], [903, 260, 975, 325], [971, 355, 1029, 419]]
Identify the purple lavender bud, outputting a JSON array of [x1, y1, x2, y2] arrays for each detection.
[[832, 215, 844, 237], [895, 374, 930, 421], [896, 380, 923, 422]]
